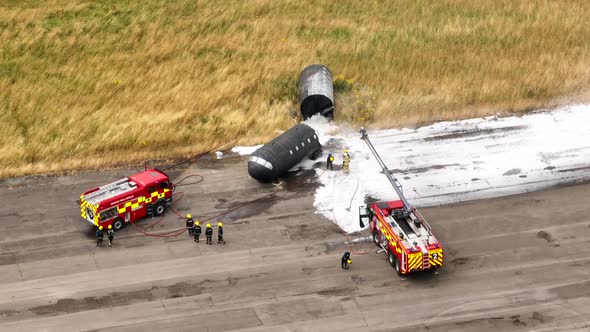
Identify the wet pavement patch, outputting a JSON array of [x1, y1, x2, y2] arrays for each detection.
[[455, 316, 504, 326], [531, 311, 552, 323], [390, 164, 459, 175], [423, 125, 526, 142], [28, 281, 207, 316], [536, 230, 554, 243], [503, 168, 522, 176], [214, 195, 278, 221], [451, 257, 469, 266], [549, 281, 590, 300]]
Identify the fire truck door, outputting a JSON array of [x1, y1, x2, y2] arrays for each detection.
[[125, 212, 130, 222], [359, 205, 370, 228]]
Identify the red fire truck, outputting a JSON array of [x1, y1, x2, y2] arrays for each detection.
[[79, 169, 173, 231], [358, 128, 443, 276]]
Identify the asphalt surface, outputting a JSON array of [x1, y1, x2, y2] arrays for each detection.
[[0, 154, 589, 331]]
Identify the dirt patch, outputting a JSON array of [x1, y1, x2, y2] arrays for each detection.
[[455, 316, 504, 326], [536, 230, 554, 243], [549, 281, 590, 300], [28, 272, 268, 316], [0, 309, 18, 317], [316, 287, 351, 297], [286, 223, 340, 241], [350, 274, 365, 285], [510, 315, 527, 327], [531, 311, 553, 323], [451, 257, 469, 266]]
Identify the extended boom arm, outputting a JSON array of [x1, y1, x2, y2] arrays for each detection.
[[359, 127, 412, 214]]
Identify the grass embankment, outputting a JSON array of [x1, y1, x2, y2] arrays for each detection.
[[1, 0, 590, 179]]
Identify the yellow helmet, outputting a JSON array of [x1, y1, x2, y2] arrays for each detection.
[[99, 226, 103, 230], [206, 223, 211, 228], [195, 221, 200, 226], [218, 222, 223, 227], [108, 225, 112, 229], [347, 259, 352, 264], [187, 214, 192, 219], [344, 149, 349, 153]]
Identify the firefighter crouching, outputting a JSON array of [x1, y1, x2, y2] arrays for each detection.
[[194, 221, 202, 243], [107, 224, 115, 247], [341, 251, 352, 269], [326, 153, 334, 170], [205, 224, 213, 245], [186, 214, 194, 237], [96, 226, 104, 247], [218, 222, 226, 244]]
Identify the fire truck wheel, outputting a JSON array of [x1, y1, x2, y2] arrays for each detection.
[[154, 201, 166, 216], [372, 231, 380, 247], [388, 251, 395, 267], [112, 218, 125, 231]]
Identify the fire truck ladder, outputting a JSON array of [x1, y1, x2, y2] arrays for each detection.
[[84, 178, 136, 205], [359, 127, 412, 215]]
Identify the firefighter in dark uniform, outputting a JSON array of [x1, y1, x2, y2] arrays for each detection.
[[194, 221, 202, 243], [341, 251, 351, 269], [326, 153, 334, 170], [107, 224, 115, 247], [217, 222, 226, 244], [186, 214, 194, 237], [205, 223, 213, 245], [96, 225, 104, 247]]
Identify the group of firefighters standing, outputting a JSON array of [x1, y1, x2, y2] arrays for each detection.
[[95, 225, 115, 247], [326, 149, 351, 173], [185, 214, 225, 245], [94, 215, 226, 247]]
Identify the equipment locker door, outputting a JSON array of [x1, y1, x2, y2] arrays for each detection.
[[359, 205, 370, 228]]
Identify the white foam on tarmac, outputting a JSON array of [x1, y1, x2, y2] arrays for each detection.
[[303, 105, 590, 233]]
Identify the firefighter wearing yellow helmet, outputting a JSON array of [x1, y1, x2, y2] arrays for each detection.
[[342, 149, 351, 174], [107, 224, 115, 247], [341, 251, 351, 269], [186, 214, 194, 237], [205, 223, 213, 245], [193, 220, 202, 243], [217, 221, 226, 244], [96, 225, 104, 247]]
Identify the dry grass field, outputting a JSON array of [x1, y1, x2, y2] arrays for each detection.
[[1, 0, 590, 178]]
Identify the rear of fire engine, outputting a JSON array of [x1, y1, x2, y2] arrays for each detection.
[[358, 128, 443, 275], [79, 169, 173, 231]]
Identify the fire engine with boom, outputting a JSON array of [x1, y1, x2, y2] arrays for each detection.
[[358, 127, 443, 275], [79, 169, 173, 231]]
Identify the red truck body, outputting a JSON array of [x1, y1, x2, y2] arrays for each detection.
[[360, 200, 443, 275], [79, 169, 172, 231], [358, 127, 443, 276]]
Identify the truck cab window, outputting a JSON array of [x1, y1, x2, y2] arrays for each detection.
[[160, 181, 169, 190], [148, 186, 156, 193]]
